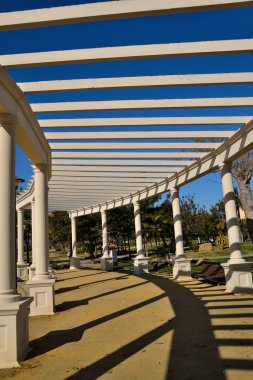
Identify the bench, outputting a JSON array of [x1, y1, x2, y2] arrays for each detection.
[[192, 263, 225, 284]]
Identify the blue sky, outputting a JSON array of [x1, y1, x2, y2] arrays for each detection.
[[1, 1, 252, 208]]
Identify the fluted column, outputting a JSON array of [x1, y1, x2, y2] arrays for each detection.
[[133, 201, 144, 257], [71, 216, 77, 258], [220, 162, 244, 263], [101, 210, 108, 257], [33, 164, 50, 280], [171, 188, 185, 258], [0, 115, 20, 303]]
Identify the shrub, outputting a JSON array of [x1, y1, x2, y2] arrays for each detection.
[[190, 240, 199, 252], [215, 235, 229, 249]]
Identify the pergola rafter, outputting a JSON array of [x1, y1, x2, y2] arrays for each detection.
[[1, 38, 253, 68], [16, 72, 253, 93]]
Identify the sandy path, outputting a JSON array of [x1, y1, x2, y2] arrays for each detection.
[[0, 269, 253, 380]]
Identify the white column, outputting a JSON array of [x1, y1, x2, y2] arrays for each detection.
[[0, 115, 20, 303], [133, 201, 148, 274], [17, 209, 25, 265], [31, 200, 36, 266], [28, 200, 36, 280], [171, 188, 185, 258], [170, 187, 191, 280], [0, 115, 32, 368], [220, 162, 244, 263], [71, 216, 77, 257], [133, 201, 144, 257], [27, 164, 55, 315], [101, 210, 108, 257], [220, 162, 253, 293], [33, 164, 50, 280]]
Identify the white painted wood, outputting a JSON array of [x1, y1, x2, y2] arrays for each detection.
[[18, 72, 253, 93], [46, 130, 233, 140], [2, 39, 253, 68], [33, 99, 253, 113], [52, 166, 180, 173], [51, 159, 192, 166], [71, 119, 253, 216], [40, 116, 249, 127], [51, 171, 170, 178], [1, 1, 251, 30], [50, 141, 219, 150], [51, 151, 205, 159]]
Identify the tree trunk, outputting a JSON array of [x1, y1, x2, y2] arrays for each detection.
[[239, 183, 253, 243]]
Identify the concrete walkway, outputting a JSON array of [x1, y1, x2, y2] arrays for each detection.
[[1, 269, 253, 380]]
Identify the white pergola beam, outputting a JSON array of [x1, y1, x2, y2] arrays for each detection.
[[51, 159, 192, 166], [2, 39, 253, 68], [1, 1, 252, 31], [51, 151, 205, 159], [49, 178, 156, 183], [46, 131, 232, 140], [71, 119, 253, 216], [50, 142, 219, 150], [18, 72, 253, 93], [33, 99, 253, 113], [40, 116, 248, 128], [49, 184, 144, 190], [51, 172, 170, 178], [52, 166, 180, 173]]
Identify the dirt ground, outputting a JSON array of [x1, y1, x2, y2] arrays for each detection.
[[0, 269, 253, 380]]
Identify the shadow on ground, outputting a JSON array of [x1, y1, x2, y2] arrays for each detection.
[[26, 270, 253, 380]]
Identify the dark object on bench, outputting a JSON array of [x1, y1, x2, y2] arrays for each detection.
[[192, 263, 225, 284]]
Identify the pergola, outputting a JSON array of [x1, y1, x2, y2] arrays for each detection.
[[0, 0, 253, 368]]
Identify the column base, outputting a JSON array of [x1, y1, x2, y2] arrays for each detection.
[[28, 265, 36, 280], [17, 263, 29, 280], [26, 279, 55, 316], [109, 250, 118, 265], [101, 257, 113, 271], [69, 257, 80, 270], [172, 257, 192, 280], [0, 297, 32, 369], [134, 256, 149, 274], [221, 262, 253, 294]]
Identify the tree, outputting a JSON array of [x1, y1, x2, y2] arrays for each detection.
[[48, 211, 71, 252], [232, 150, 253, 242]]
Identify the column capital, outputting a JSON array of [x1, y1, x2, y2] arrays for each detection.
[[170, 187, 179, 195], [32, 163, 47, 174], [0, 114, 16, 127], [219, 161, 232, 171], [17, 208, 24, 214]]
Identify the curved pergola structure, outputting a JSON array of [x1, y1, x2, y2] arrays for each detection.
[[0, 0, 253, 368]]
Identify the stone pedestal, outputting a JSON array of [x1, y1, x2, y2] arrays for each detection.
[[26, 279, 55, 316], [134, 256, 149, 274], [101, 257, 113, 271], [172, 258, 192, 280], [28, 265, 36, 280], [70, 256, 80, 270], [109, 249, 118, 265], [0, 297, 32, 368], [221, 262, 253, 293], [17, 263, 29, 279]]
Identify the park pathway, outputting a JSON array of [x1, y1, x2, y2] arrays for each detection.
[[0, 269, 253, 380]]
